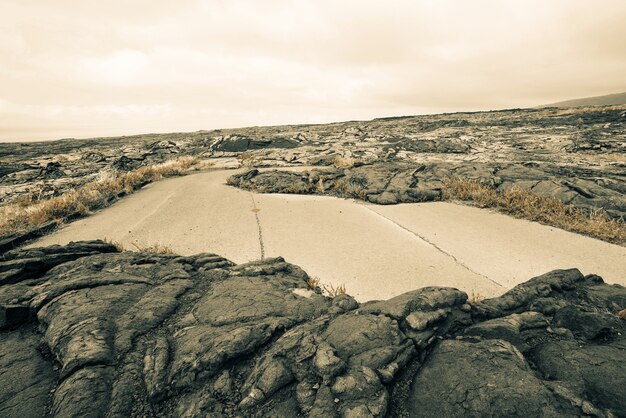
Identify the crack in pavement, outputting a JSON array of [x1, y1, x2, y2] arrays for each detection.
[[360, 204, 506, 290], [249, 193, 265, 260], [125, 191, 177, 239]]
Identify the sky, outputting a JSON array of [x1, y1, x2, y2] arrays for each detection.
[[0, 0, 625, 142]]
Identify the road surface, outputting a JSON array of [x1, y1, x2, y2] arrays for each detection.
[[31, 169, 626, 301]]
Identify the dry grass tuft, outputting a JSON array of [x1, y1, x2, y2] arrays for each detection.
[[316, 176, 326, 193], [468, 290, 484, 303], [332, 178, 368, 200], [102, 237, 125, 251], [323, 283, 347, 298], [618, 309, 626, 321], [442, 177, 498, 207], [443, 177, 626, 246], [0, 156, 199, 237], [225, 175, 241, 187], [307, 276, 321, 291], [238, 152, 263, 168], [130, 242, 176, 255], [306, 276, 347, 297], [282, 182, 314, 194], [332, 156, 359, 169]]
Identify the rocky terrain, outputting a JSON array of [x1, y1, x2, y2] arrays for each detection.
[[1, 106, 625, 218], [0, 240, 625, 417], [228, 159, 626, 219], [1, 106, 625, 417]]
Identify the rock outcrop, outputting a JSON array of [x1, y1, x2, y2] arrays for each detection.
[[1, 241, 625, 417], [209, 135, 301, 154], [228, 161, 626, 219]]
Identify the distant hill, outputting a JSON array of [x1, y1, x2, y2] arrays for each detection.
[[542, 91, 626, 108]]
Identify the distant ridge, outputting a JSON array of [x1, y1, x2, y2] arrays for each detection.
[[542, 91, 626, 108]]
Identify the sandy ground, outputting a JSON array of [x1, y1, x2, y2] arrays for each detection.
[[31, 170, 626, 301]]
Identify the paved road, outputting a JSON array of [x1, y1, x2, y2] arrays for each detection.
[[32, 169, 626, 301]]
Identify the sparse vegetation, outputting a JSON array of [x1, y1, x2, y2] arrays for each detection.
[[316, 176, 326, 193], [307, 276, 321, 291], [322, 283, 347, 297], [468, 290, 484, 303], [332, 178, 368, 200], [130, 242, 176, 254], [306, 276, 347, 298], [332, 156, 358, 169], [225, 175, 241, 187], [12, 187, 50, 208], [238, 151, 263, 168], [226, 169, 624, 245], [443, 177, 626, 245], [282, 182, 314, 194], [103, 237, 125, 251], [0, 156, 199, 237]]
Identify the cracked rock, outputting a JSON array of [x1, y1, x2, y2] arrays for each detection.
[[0, 242, 624, 417]]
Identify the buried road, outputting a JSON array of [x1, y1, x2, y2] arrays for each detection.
[[31, 169, 626, 301]]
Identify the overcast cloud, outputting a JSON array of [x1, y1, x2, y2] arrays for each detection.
[[1, 0, 625, 141]]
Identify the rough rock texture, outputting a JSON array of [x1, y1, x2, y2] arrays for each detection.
[[2, 106, 625, 216], [228, 159, 626, 219], [1, 241, 625, 417], [208, 134, 301, 153]]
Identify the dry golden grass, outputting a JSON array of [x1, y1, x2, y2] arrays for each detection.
[[225, 175, 241, 187], [322, 283, 347, 298], [316, 176, 326, 193], [443, 177, 626, 246], [307, 276, 321, 291], [102, 237, 125, 251], [130, 242, 176, 255], [332, 156, 359, 169], [282, 182, 314, 194], [306, 276, 347, 297], [332, 178, 368, 200], [618, 309, 626, 321], [0, 156, 199, 237], [238, 152, 263, 168]]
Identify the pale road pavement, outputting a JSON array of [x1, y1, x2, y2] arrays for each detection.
[[31, 169, 626, 302]]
